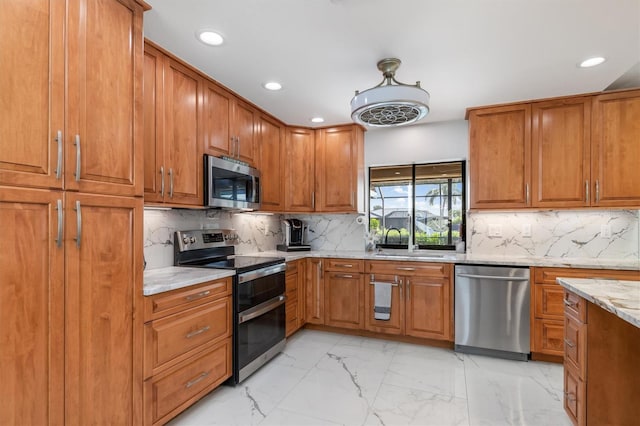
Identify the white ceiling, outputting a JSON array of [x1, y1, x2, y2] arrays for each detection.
[[143, 0, 640, 128]]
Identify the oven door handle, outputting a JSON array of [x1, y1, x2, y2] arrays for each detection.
[[238, 263, 286, 284], [238, 295, 286, 324]]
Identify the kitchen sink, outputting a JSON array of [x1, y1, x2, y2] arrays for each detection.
[[373, 251, 450, 259]]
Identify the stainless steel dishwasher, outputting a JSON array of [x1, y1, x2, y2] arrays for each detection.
[[454, 265, 530, 361]]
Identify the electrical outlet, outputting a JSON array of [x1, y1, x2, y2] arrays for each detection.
[[488, 224, 503, 237], [522, 223, 532, 237], [601, 224, 611, 239], [264, 224, 270, 236]]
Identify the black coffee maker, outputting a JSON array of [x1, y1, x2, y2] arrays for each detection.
[[277, 219, 310, 251]]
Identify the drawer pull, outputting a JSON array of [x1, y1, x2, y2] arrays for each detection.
[[564, 391, 576, 402], [369, 281, 399, 287], [186, 325, 211, 339], [564, 338, 575, 348], [335, 263, 353, 268], [396, 267, 416, 271], [563, 299, 578, 308], [185, 371, 209, 389], [334, 274, 354, 279], [185, 290, 211, 301]]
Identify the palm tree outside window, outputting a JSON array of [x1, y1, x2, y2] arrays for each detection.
[[369, 161, 465, 250]]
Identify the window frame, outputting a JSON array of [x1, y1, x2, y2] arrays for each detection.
[[368, 160, 466, 251]]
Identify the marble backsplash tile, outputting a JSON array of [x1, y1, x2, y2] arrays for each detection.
[[144, 209, 367, 269], [467, 210, 640, 260]]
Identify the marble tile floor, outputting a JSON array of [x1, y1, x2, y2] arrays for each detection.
[[169, 330, 571, 426]]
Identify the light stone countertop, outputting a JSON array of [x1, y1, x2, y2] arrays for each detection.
[[143, 267, 235, 296], [556, 278, 640, 328], [248, 249, 640, 271]]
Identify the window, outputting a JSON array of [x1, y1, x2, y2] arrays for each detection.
[[369, 161, 465, 250]]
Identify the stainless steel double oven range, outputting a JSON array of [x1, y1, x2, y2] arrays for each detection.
[[174, 229, 286, 384]]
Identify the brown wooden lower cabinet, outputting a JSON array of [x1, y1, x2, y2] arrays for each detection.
[[285, 259, 305, 337], [563, 289, 640, 426], [531, 267, 639, 360], [143, 278, 232, 425]]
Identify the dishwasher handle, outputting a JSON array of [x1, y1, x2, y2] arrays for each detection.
[[456, 273, 529, 281]]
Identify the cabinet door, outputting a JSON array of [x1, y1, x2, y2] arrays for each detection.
[[232, 99, 256, 165], [591, 89, 640, 207], [315, 126, 363, 212], [202, 80, 232, 157], [0, 187, 64, 425], [64, 193, 143, 426], [405, 275, 451, 340], [0, 0, 64, 190], [325, 272, 364, 329], [365, 273, 404, 335], [163, 58, 203, 205], [285, 128, 315, 212], [66, 0, 143, 196], [305, 258, 325, 324], [143, 43, 165, 202], [531, 98, 591, 207], [257, 114, 284, 211], [469, 104, 531, 209]]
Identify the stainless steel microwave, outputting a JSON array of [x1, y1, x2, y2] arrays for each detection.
[[204, 155, 261, 210]]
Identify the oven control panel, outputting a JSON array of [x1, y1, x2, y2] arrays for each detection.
[[175, 229, 238, 252]]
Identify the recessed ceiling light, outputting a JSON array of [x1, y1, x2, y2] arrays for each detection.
[[310, 117, 325, 123], [579, 56, 606, 68], [263, 82, 282, 91], [196, 30, 224, 46]]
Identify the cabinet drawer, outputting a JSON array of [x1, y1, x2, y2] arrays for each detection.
[[564, 314, 587, 379], [146, 297, 231, 374], [366, 260, 450, 277], [286, 260, 300, 274], [145, 277, 232, 320], [325, 258, 364, 273], [563, 366, 585, 426], [535, 267, 640, 284], [534, 284, 564, 319], [147, 338, 232, 425], [564, 291, 586, 322], [533, 319, 564, 356], [285, 298, 299, 336]]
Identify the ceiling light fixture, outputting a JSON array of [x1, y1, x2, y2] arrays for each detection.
[[351, 58, 430, 127], [310, 117, 325, 123], [579, 56, 606, 68], [263, 82, 282, 91], [196, 30, 224, 46]]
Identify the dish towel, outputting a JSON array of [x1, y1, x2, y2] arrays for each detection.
[[373, 281, 392, 321]]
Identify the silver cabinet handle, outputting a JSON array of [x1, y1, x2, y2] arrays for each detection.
[[585, 180, 589, 203], [185, 290, 210, 301], [169, 168, 174, 198], [369, 281, 398, 287], [335, 264, 353, 268], [160, 166, 165, 197], [525, 183, 530, 205], [74, 200, 82, 248], [595, 179, 600, 203], [56, 199, 63, 247], [230, 136, 234, 156], [334, 274, 353, 279], [185, 371, 209, 389], [55, 130, 63, 179], [407, 279, 411, 299], [564, 338, 575, 348], [74, 134, 81, 181], [396, 267, 416, 271], [237, 136, 241, 158], [186, 325, 210, 339], [563, 391, 576, 402], [563, 299, 578, 308]]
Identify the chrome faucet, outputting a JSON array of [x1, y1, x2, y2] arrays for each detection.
[[384, 227, 402, 244]]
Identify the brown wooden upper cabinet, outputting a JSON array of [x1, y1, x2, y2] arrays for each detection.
[[468, 88, 640, 209], [284, 125, 364, 213], [202, 80, 257, 165], [257, 114, 285, 212], [143, 42, 203, 206], [0, 0, 143, 197]]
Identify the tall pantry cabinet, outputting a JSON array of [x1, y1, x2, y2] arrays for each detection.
[[0, 0, 148, 425]]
